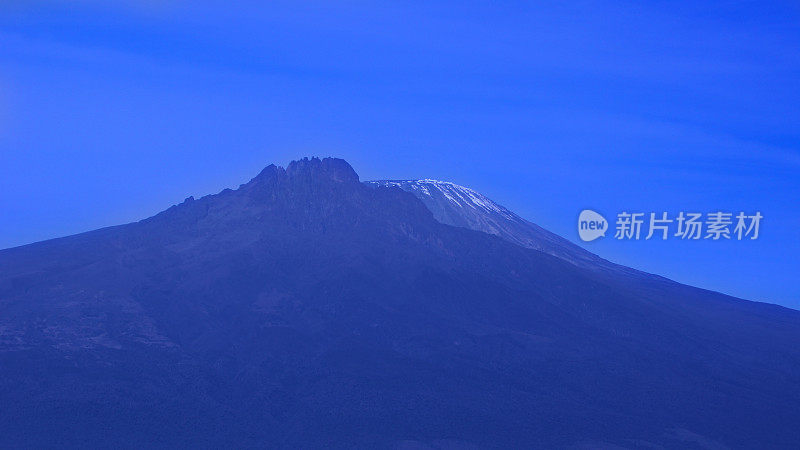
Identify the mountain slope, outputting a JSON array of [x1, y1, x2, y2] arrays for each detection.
[[367, 180, 576, 253], [366, 180, 692, 289], [365, 179, 617, 270], [1, 158, 799, 448]]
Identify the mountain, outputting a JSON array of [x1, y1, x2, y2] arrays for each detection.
[[1, 157, 799, 448]]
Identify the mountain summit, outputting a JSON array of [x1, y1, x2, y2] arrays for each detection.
[[247, 157, 360, 186], [1, 158, 799, 448]]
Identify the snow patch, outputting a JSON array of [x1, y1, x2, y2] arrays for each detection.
[[367, 179, 516, 220]]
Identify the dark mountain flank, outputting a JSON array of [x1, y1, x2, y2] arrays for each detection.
[[1, 158, 799, 448]]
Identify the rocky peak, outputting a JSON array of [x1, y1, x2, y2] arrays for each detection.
[[245, 157, 360, 189], [286, 157, 359, 184]]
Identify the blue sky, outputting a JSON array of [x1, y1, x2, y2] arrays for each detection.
[[1, 1, 798, 308]]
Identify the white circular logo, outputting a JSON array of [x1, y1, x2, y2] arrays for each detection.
[[578, 209, 607, 242]]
